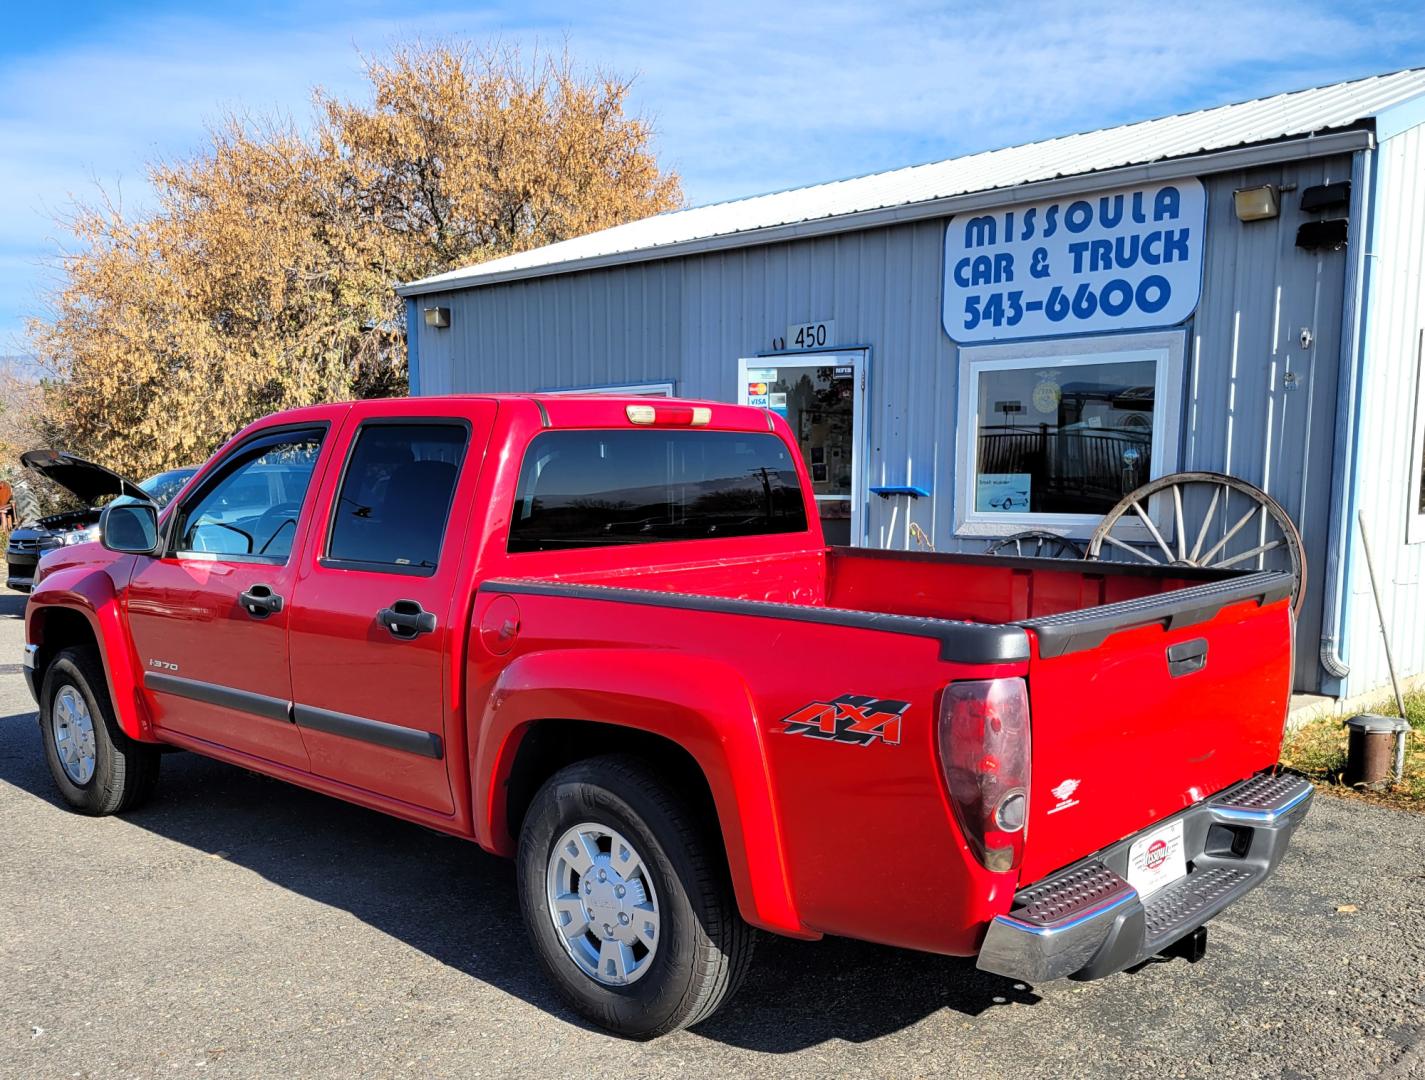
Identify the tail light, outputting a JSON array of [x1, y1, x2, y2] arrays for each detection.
[[937, 677, 1031, 873], [626, 403, 712, 426]]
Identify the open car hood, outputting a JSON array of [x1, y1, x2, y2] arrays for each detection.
[[20, 449, 150, 505]]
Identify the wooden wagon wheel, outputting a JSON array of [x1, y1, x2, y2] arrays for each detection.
[[1085, 471, 1307, 615], [984, 530, 1085, 559]]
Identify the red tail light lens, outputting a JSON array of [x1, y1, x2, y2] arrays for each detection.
[[938, 677, 1031, 873]]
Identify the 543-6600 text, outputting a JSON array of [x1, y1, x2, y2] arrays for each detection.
[[963, 274, 1173, 331]]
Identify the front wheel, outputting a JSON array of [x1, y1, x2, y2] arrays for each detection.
[[516, 755, 755, 1038], [40, 646, 160, 815]]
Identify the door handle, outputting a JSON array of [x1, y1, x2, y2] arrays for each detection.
[[239, 583, 284, 619], [1167, 638, 1208, 678], [377, 599, 437, 639]]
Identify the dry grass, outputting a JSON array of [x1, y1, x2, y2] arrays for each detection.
[[1281, 691, 1425, 810]]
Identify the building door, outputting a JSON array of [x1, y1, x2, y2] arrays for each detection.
[[738, 352, 867, 545]]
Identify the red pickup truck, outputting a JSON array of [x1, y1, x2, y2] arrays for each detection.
[[23, 395, 1311, 1037]]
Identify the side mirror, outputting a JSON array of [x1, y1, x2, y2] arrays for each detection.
[[100, 502, 160, 556]]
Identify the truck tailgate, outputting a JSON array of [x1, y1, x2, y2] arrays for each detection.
[[1017, 571, 1295, 885]]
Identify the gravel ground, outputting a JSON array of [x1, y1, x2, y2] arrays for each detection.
[[0, 589, 1421, 1079]]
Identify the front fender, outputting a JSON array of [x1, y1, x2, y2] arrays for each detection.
[[471, 648, 809, 938], [28, 561, 152, 741]]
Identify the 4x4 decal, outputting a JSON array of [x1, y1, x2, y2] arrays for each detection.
[[778, 694, 910, 747]]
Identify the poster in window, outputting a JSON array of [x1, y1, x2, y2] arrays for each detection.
[[977, 473, 1031, 513]]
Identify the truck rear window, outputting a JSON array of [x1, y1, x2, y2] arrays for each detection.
[[508, 429, 808, 552]]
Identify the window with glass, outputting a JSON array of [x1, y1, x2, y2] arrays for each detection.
[[508, 429, 808, 552], [175, 432, 323, 560], [957, 336, 1182, 534], [538, 382, 675, 397], [1408, 329, 1425, 544], [326, 423, 468, 572]]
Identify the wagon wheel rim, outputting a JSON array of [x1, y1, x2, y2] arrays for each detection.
[[985, 530, 1085, 560], [1085, 471, 1307, 615]]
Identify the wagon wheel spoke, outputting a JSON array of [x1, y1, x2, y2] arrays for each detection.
[[1212, 539, 1287, 569], [1198, 504, 1262, 566], [1129, 499, 1176, 563], [1172, 484, 1186, 562], [1187, 485, 1221, 564], [1103, 533, 1162, 565]]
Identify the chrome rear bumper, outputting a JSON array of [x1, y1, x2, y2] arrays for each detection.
[[977, 770, 1313, 983]]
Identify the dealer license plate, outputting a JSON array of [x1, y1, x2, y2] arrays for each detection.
[[1126, 818, 1187, 897]]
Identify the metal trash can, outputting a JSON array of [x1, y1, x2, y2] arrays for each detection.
[[1343, 714, 1411, 789]]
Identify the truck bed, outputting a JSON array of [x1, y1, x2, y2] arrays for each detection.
[[514, 543, 1285, 644], [480, 544, 1294, 950]]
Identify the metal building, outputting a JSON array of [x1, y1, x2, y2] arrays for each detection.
[[398, 68, 1425, 702]]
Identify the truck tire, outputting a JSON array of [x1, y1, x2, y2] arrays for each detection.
[[39, 646, 160, 815], [516, 754, 755, 1038]]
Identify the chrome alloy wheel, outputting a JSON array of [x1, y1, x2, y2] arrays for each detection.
[[52, 685, 97, 786], [545, 822, 661, 986]]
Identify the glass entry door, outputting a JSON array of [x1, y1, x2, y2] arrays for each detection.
[[737, 352, 866, 545]]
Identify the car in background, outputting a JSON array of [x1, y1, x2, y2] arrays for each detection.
[[6, 453, 198, 591]]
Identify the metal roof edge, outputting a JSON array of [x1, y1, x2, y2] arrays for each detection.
[[1375, 89, 1425, 142], [397, 128, 1374, 298]]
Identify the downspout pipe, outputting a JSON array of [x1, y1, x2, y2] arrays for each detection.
[[1318, 142, 1380, 690], [404, 297, 422, 395]]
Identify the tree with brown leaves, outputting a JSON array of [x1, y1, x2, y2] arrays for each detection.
[[30, 43, 681, 477]]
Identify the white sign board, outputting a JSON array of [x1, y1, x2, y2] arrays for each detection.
[[786, 320, 835, 350], [943, 179, 1206, 343]]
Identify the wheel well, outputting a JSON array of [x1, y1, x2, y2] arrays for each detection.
[[31, 607, 100, 687], [505, 720, 722, 849]]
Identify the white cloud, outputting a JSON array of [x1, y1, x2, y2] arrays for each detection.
[[575, 0, 1409, 202]]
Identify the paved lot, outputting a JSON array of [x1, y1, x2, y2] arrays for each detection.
[[0, 590, 1422, 1079]]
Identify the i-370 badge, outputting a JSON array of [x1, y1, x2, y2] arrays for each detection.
[[779, 694, 910, 747]]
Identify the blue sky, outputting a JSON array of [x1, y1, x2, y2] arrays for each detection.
[[3, 0, 1424, 351]]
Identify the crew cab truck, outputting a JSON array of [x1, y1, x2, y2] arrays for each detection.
[[23, 394, 1312, 1038]]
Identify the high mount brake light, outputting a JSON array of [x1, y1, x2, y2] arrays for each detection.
[[626, 404, 712, 427], [938, 677, 1031, 873]]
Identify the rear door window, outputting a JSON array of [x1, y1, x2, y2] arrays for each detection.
[[325, 423, 469, 573], [508, 429, 808, 552]]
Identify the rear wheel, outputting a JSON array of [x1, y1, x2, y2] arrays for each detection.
[[40, 646, 160, 815], [516, 754, 754, 1038]]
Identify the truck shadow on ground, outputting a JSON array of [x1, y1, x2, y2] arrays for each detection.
[[0, 707, 1039, 1051]]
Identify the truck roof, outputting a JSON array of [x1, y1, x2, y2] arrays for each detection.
[[258, 394, 780, 434]]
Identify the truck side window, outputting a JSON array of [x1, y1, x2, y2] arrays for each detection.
[[325, 422, 468, 573], [174, 433, 323, 561], [508, 429, 808, 552]]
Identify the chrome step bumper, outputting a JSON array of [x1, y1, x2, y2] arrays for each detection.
[[977, 770, 1313, 983]]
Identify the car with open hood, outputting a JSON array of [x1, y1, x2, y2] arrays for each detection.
[[6, 452, 196, 591]]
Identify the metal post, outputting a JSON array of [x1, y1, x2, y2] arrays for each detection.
[[1357, 512, 1409, 781], [1397, 714, 1409, 784]]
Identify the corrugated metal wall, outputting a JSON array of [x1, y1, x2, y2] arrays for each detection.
[[410, 156, 1356, 691], [1343, 126, 1425, 698]]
